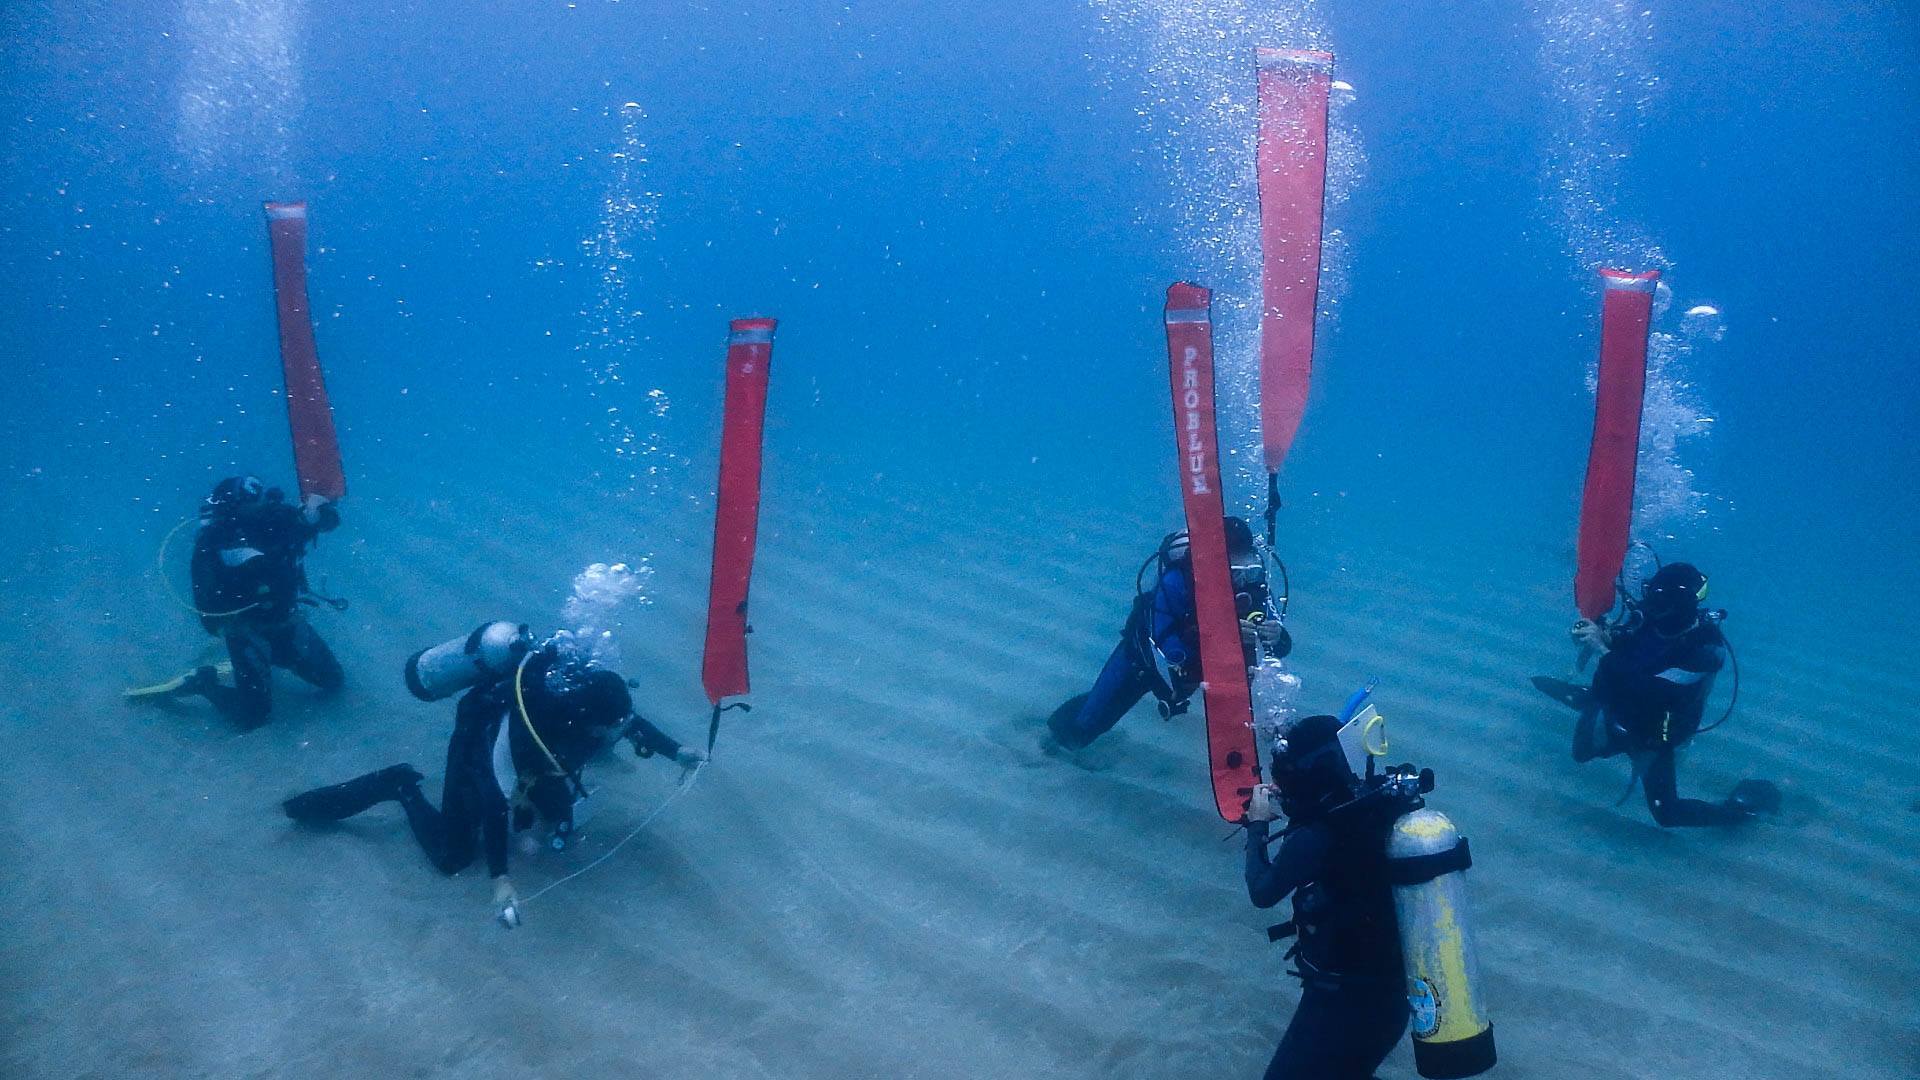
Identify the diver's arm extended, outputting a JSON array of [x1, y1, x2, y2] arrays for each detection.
[[1245, 819, 1330, 909], [452, 693, 515, 879], [482, 800, 511, 878], [621, 712, 699, 765]]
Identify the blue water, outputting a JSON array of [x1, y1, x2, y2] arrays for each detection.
[[2, 3, 1916, 1078]]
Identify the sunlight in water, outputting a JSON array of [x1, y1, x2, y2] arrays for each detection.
[[1540, 1, 1723, 549], [549, 560, 654, 681], [578, 101, 669, 496], [1089, 0, 1363, 502], [173, 0, 306, 185]]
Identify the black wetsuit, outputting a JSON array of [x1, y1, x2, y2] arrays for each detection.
[[189, 499, 342, 726], [1246, 806, 1410, 1080], [286, 652, 685, 880], [401, 671, 677, 877], [1578, 618, 1739, 828]]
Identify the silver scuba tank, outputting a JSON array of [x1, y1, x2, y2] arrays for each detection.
[[1387, 807, 1496, 1078], [404, 621, 533, 701]]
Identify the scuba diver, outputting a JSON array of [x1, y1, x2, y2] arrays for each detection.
[[1046, 516, 1290, 750], [1559, 561, 1779, 828], [1243, 713, 1412, 1080], [282, 626, 706, 926], [137, 475, 345, 728]]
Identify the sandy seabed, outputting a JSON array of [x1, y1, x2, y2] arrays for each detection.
[[3, 465, 1914, 1080]]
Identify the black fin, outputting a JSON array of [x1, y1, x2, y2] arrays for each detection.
[[1728, 778, 1782, 815], [1531, 675, 1594, 712]]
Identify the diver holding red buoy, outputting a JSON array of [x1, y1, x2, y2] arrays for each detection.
[[1044, 515, 1291, 752], [283, 624, 706, 927], [124, 475, 347, 728], [1246, 694, 1496, 1080], [1537, 268, 1778, 827], [127, 202, 353, 728], [1541, 560, 1779, 827]]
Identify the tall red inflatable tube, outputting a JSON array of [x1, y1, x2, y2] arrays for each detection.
[[264, 201, 345, 501], [1255, 47, 1332, 478], [1164, 284, 1261, 822], [1574, 269, 1659, 620], [701, 318, 775, 718]]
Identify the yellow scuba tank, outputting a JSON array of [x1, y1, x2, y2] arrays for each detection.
[[1387, 805, 1496, 1078]]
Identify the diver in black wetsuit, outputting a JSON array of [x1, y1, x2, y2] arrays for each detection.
[[1569, 562, 1778, 827], [1046, 516, 1290, 750], [283, 642, 706, 923], [1244, 714, 1410, 1080], [165, 475, 344, 728]]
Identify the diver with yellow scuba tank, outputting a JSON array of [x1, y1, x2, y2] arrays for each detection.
[[282, 624, 705, 927], [1246, 691, 1495, 1080]]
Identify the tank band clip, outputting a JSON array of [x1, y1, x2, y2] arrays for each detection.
[[1387, 836, 1473, 886], [1264, 919, 1298, 943]]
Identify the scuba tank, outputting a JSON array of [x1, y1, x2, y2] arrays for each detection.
[[1388, 801, 1496, 1078], [1292, 693, 1495, 1079], [404, 621, 532, 701]]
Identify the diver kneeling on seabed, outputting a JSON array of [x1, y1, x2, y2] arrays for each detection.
[[1046, 516, 1291, 750], [1246, 692, 1495, 1080], [1549, 561, 1780, 828], [283, 623, 705, 927], [130, 475, 346, 727]]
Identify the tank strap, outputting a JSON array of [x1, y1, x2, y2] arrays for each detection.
[[1286, 952, 1398, 992], [1387, 836, 1472, 886]]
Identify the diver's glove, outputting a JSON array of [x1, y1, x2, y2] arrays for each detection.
[[1242, 617, 1292, 660], [301, 493, 341, 532], [674, 746, 708, 776], [1570, 619, 1611, 653], [493, 876, 521, 929], [1246, 783, 1281, 825]]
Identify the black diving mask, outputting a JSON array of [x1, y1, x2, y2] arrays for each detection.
[[1230, 559, 1267, 594]]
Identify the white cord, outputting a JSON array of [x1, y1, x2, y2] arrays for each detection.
[[518, 763, 704, 908]]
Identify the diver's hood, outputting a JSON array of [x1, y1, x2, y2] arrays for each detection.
[[1271, 715, 1355, 814], [1641, 562, 1709, 632], [203, 475, 286, 520], [531, 658, 633, 737], [1271, 702, 1393, 819]]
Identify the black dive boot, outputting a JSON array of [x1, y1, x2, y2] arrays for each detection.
[[283, 764, 423, 822], [1044, 693, 1092, 751]]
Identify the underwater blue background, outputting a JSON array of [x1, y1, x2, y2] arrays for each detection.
[[1, 2, 1915, 1078], [5, 0, 1915, 627]]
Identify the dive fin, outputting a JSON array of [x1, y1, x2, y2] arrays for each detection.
[[1614, 753, 1646, 807], [125, 661, 234, 701], [1531, 675, 1594, 712], [1727, 778, 1781, 816], [1044, 694, 1092, 751]]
